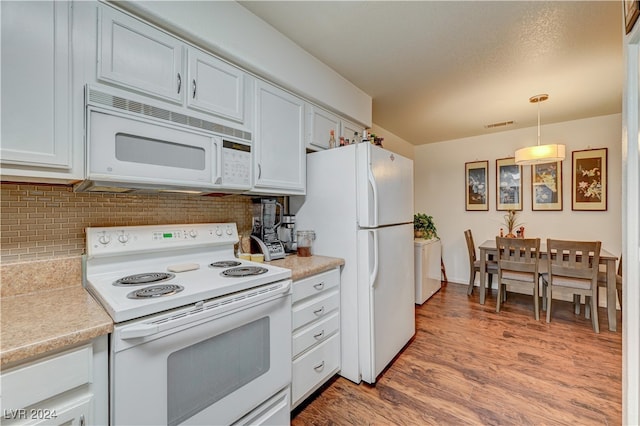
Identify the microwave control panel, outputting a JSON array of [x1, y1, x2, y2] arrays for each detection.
[[221, 140, 251, 188]]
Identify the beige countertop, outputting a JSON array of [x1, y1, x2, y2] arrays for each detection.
[[269, 254, 344, 281], [1, 285, 114, 367], [0, 254, 343, 367]]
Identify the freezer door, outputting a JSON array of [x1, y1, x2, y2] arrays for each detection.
[[357, 223, 415, 384], [356, 144, 414, 228]]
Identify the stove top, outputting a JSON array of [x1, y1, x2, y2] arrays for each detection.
[[84, 223, 291, 323]]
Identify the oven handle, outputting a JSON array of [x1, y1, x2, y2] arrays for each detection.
[[119, 280, 292, 340]]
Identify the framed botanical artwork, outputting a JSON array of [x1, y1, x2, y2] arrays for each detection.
[[531, 161, 563, 211], [496, 157, 522, 211], [572, 148, 607, 211], [465, 160, 489, 211], [625, 0, 640, 34]]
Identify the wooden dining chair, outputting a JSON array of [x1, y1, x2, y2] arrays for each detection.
[[464, 229, 498, 296], [541, 239, 601, 333], [495, 237, 541, 320], [598, 255, 622, 305]]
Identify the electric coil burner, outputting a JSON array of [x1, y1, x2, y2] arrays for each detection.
[[127, 284, 184, 299], [222, 266, 269, 277], [209, 260, 242, 268], [114, 272, 175, 286]]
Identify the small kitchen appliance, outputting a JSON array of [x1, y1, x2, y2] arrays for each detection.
[[278, 214, 297, 253], [84, 223, 292, 425], [250, 198, 286, 261]]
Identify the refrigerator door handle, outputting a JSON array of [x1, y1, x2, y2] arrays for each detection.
[[367, 167, 379, 227], [370, 229, 379, 288]]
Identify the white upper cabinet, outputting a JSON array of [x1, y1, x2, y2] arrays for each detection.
[[306, 104, 364, 151], [253, 80, 305, 194], [0, 1, 74, 175], [341, 119, 363, 144], [187, 49, 245, 122], [306, 104, 340, 150], [97, 6, 185, 104]]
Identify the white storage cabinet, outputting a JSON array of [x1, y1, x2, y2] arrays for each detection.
[[0, 1, 79, 181], [97, 3, 249, 125], [291, 268, 341, 409], [253, 80, 306, 195], [0, 336, 108, 426], [414, 238, 442, 304], [305, 104, 363, 151]]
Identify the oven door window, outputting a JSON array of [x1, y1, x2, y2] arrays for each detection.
[[167, 317, 270, 426]]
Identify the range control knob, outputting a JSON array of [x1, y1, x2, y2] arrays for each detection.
[[189, 230, 198, 238], [98, 233, 111, 245], [117, 233, 129, 244], [226, 227, 233, 235], [215, 227, 223, 236]]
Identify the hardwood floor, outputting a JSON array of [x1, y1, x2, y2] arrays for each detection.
[[291, 282, 622, 425]]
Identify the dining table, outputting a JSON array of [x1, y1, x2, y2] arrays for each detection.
[[478, 239, 619, 332]]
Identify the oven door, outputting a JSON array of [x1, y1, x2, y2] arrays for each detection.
[[87, 107, 222, 190], [110, 282, 292, 426]]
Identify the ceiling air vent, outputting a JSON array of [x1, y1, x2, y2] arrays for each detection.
[[484, 120, 514, 129]]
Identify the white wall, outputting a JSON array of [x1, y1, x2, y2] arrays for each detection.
[[414, 113, 622, 288], [370, 123, 415, 160], [118, 1, 372, 127]]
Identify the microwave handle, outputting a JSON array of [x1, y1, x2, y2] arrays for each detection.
[[213, 138, 222, 185]]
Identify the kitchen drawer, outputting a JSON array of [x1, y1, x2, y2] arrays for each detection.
[[292, 311, 339, 358], [292, 268, 339, 303], [291, 333, 340, 407], [292, 289, 339, 330], [2, 345, 92, 411]]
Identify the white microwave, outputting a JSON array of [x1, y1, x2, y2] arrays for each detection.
[[76, 86, 252, 194]]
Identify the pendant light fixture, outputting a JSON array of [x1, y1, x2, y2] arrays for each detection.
[[514, 94, 565, 165]]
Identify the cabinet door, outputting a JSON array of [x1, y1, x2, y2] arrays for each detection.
[[341, 119, 363, 144], [254, 81, 305, 194], [187, 49, 245, 122], [97, 5, 184, 103], [306, 104, 340, 150], [0, 1, 72, 169], [31, 395, 92, 426]]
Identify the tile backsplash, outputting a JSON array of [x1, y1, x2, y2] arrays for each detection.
[[1, 183, 255, 264]]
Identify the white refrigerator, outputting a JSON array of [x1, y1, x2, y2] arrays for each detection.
[[292, 143, 415, 384]]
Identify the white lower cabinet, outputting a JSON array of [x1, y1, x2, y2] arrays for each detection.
[[0, 336, 108, 426], [291, 268, 341, 409]]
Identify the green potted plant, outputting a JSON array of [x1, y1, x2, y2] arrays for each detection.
[[414, 213, 438, 240]]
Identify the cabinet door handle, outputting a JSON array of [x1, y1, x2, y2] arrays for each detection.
[[314, 361, 325, 371], [313, 282, 325, 291], [313, 306, 325, 316], [313, 330, 325, 339], [258, 164, 262, 179], [80, 415, 86, 426], [192, 79, 197, 98], [177, 73, 182, 94]]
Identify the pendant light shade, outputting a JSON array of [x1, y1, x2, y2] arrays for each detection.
[[515, 143, 566, 165], [514, 94, 566, 166]]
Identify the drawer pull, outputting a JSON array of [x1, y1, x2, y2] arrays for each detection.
[[314, 361, 325, 371], [313, 282, 325, 290], [313, 330, 325, 340], [313, 306, 325, 316]]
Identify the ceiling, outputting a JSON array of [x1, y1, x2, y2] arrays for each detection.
[[239, 1, 623, 145]]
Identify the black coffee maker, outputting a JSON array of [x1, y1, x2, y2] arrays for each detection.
[[250, 198, 285, 261]]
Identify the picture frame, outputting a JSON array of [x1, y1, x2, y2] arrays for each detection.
[[572, 148, 607, 211], [531, 161, 563, 211], [496, 157, 522, 211], [465, 160, 489, 211], [625, 0, 640, 34]]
